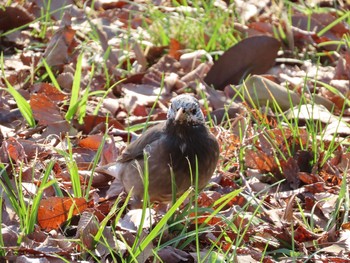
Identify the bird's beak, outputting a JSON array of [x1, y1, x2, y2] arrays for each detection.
[[175, 107, 185, 122]]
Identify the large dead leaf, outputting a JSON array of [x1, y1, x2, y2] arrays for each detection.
[[294, 223, 322, 242], [244, 148, 278, 173], [78, 134, 104, 150], [204, 36, 280, 90], [117, 209, 156, 232], [285, 104, 350, 138], [292, 13, 345, 51], [75, 211, 99, 250], [77, 115, 124, 134], [30, 83, 67, 102], [280, 158, 300, 190], [240, 75, 334, 111], [30, 93, 65, 125], [0, 5, 34, 31], [2, 137, 27, 162], [38, 197, 92, 230], [31, 0, 76, 20], [158, 246, 193, 263], [43, 13, 76, 67]]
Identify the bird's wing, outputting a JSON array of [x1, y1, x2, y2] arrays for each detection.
[[118, 122, 165, 163]]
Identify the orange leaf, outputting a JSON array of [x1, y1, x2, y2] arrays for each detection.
[[78, 115, 124, 134], [32, 82, 66, 102], [244, 148, 278, 173], [304, 182, 327, 194], [78, 134, 104, 150], [38, 197, 92, 230], [298, 172, 319, 184], [342, 222, 350, 230], [5, 137, 25, 162], [30, 93, 64, 125], [168, 38, 181, 60], [294, 224, 318, 242]]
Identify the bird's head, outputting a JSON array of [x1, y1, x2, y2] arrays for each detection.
[[167, 94, 205, 126]]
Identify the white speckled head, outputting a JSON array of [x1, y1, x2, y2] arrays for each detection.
[[167, 94, 205, 125]]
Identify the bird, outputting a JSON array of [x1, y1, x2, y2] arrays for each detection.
[[97, 94, 220, 208]]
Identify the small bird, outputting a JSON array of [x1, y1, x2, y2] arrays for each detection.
[[97, 94, 220, 207]]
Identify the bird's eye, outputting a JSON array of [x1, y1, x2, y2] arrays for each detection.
[[191, 108, 197, 114]]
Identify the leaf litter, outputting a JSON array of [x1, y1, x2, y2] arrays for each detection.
[[0, 0, 350, 262]]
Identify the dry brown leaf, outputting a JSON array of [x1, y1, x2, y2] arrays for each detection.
[[77, 115, 124, 134], [31, 0, 75, 20], [314, 192, 339, 219], [294, 224, 319, 243], [31, 83, 67, 102], [312, 13, 350, 36], [3, 137, 27, 163], [304, 182, 327, 194], [282, 194, 296, 223], [247, 22, 274, 36], [158, 246, 193, 263], [179, 50, 209, 72], [1, 225, 19, 247], [244, 148, 278, 173], [292, 13, 347, 51], [30, 93, 65, 125], [143, 55, 183, 88], [43, 13, 76, 67], [280, 158, 300, 189], [204, 36, 280, 90], [117, 209, 156, 232], [76, 211, 99, 250], [298, 172, 320, 184], [78, 134, 104, 150], [168, 38, 182, 60], [203, 84, 231, 110], [197, 191, 222, 207], [0, 5, 34, 31], [242, 75, 301, 111], [38, 197, 92, 230]]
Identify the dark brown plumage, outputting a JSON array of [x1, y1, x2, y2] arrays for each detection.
[[97, 94, 220, 207]]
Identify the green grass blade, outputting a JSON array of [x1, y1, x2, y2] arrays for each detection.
[[65, 53, 83, 121], [1, 53, 36, 127], [317, 11, 350, 37], [133, 188, 192, 259], [42, 58, 61, 91]]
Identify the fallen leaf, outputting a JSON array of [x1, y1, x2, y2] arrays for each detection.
[[282, 194, 296, 223], [294, 223, 320, 242], [38, 197, 92, 230], [0, 5, 34, 31], [117, 208, 156, 232], [78, 134, 104, 150], [77, 115, 124, 134], [204, 36, 280, 90], [43, 13, 76, 67], [298, 172, 320, 184], [30, 93, 65, 125], [76, 211, 99, 250], [168, 38, 182, 60], [1, 225, 19, 247], [31, 83, 67, 102], [304, 182, 327, 194], [3, 137, 27, 162], [158, 246, 193, 263], [242, 75, 301, 111], [245, 148, 278, 173], [280, 158, 300, 189]]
